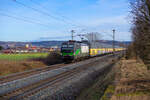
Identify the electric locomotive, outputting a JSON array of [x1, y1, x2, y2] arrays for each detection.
[[61, 40, 125, 62], [61, 40, 89, 61]]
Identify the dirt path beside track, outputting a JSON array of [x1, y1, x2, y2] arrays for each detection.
[[109, 59, 150, 100]]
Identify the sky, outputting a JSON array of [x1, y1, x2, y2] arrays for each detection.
[[0, 0, 131, 41]]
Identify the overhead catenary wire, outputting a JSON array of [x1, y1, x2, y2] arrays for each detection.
[[12, 0, 89, 33], [0, 12, 51, 28], [29, 0, 71, 22], [0, 1, 116, 42], [0, 9, 55, 26], [0, 11, 80, 40], [29, 0, 87, 29], [11, 0, 79, 27], [9, 0, 110, 41], [0, 9, 78, 39]]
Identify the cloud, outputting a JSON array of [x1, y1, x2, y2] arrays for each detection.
[[82, 15, 129, 27], [77, 14, 131, 41]]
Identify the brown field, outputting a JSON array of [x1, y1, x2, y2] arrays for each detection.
[[0, 52, 62, 76], [0, 60, 46, 76]]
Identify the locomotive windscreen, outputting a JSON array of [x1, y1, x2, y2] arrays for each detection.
[[68, 44, 74, 48], [61, 50, 73, 53], [62, 45, 68, 48], [61, 42, 74, 48]]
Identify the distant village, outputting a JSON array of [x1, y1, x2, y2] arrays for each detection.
[[0, 40, 130, 54], [0, 44, 60, 54]]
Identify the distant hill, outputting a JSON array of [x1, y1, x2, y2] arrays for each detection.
[[0, 40, 131, 49], [98, 40, 131, 47], [0, 41, 66, 49]]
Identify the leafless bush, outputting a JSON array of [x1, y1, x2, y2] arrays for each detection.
[[43, 52, 63, 65], [31, 52, 63, 65], [126, 43, 136, 59], [130, 0, 150, 69]]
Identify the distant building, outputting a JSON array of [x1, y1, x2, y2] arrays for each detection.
[[1, 44, 61, 54], [2, 50, 14, 54], [25, 44, 29, 48]]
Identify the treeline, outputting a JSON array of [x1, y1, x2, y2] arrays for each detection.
[[129, 0, 150, 69]]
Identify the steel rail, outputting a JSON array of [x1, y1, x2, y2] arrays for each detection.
[[0, 63, 67, 84], [1, 62, 90, 100]]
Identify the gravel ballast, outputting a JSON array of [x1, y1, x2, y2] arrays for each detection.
[[24, 54, 121, 100]]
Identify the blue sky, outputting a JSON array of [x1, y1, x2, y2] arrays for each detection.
[[0, 0, 131, 41]]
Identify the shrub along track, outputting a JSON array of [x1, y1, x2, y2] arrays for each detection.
[[0, 56, 113, 100], [0, 63, 67, 84]]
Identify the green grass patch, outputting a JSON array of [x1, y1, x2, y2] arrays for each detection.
[[0, 53, 49, 61], [101, 85, 115, 100]]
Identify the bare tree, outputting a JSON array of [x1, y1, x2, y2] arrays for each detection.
[[130, 0, 150, 69]]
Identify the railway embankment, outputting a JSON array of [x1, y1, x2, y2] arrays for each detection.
[[100, 58, 150, 100]]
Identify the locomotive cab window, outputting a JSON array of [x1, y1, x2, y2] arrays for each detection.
[[62, 45, 67, 48], [68, 44, 74, 48], [62, 50, 73, 53]]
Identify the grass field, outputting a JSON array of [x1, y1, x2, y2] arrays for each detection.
[[0, 52, 62, 76], [0, 53, 49, 61]]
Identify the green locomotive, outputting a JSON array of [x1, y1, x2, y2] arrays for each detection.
[[61, 40, 90, 61]]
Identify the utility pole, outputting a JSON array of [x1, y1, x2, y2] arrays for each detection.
[[112, 29, 115, 54], [71, 30, 75, 40]]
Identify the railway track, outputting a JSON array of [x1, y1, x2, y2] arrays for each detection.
[[0, 63, 68, 84], [0, 53, 115, 84], [0, 53, 122, 100], [0, 58, 99, 100]]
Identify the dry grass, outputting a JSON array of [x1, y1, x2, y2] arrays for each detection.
[[0, 60, 46, 76], [0, 52, 62, 76], [0, 53, 48, 61], [111, 59, 150, 100]]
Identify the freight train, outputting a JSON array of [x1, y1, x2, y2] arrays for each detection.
[[61, 40, 124, 61]]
